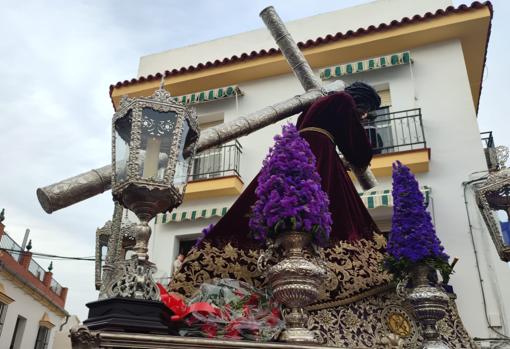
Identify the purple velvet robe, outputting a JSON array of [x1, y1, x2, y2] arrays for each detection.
[[200, 92, 379, 249]]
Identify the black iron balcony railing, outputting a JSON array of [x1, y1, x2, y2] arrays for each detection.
[[481, 131, 495, 148], [481, 131, 499, 171], [363, 108, 426, 155], [190, 140, 242, 181]]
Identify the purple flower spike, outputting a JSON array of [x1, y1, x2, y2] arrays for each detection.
[[249, 124, 332, 246], [195, 223, 215, 247], [385, 161, 451, 279]]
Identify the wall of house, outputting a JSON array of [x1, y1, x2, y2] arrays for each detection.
[[374, 39, 510, 337], [0, 275, 63, 349]]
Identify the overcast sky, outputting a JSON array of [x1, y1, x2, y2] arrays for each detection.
[[0, 0, 508, 322]]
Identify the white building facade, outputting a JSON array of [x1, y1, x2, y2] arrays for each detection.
[[0, 220, 69, 349], [111, 0, 509, 345]]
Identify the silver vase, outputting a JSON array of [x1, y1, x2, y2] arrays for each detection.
[[266, 231, 327, 343], [406, 264, 450, 349]]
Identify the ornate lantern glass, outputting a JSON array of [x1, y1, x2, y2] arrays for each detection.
[[476, 147, 510, 262], [112, 88, 199, 221]]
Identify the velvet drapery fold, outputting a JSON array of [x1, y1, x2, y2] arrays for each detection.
[[198, 92, 379, 249]]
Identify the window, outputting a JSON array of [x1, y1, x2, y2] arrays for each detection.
[[191, 113, 224, 181], [0, 302, 7, 335], [377, 89, 392, 108], [192, 148, 223, 180], [364, 88, 393, 154], [178, 239, 198, 256], [10, 315, 27, 349], [0, 282, 14, 337], [365, 107, 391, 154], [34, 326, 50, 349]]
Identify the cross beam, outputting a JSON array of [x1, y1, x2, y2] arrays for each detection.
[[36, 6, 376, 214]]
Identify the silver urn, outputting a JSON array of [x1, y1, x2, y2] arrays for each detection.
[[266, 231, 327, 343], [406, 264, 450, 349]]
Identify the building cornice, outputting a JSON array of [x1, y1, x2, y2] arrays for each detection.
[[109, 1, 492, 113], [0, 281, 15, 304], [39, 312, 56, 329], [0, 260, 68, 317]]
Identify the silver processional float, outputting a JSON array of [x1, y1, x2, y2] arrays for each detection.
[[36, 6, 377, 214]]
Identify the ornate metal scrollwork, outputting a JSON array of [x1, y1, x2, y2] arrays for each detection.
[[378, 333, 405, 349], [405, 265, 450, 349], [107, 256, 159, 300], [257, 239, 277, 273], [266, 232, 328, 343], [96, 204, 138, 298], [70, 326, 100, 349]]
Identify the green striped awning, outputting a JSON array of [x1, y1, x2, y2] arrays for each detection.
[[173, 85, 242, 105], [155, 186, 430, 223], [156, 207, 229, 224], [320, 51, 412, 80], [359, 186, 430, 209]]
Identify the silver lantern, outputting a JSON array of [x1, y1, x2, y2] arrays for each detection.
[[475, 146, 510, 262], [108, 86, 199, 299], [112, 87, 199, 222]]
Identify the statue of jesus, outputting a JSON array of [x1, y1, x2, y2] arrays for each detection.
[[170, 81, 391, 303]]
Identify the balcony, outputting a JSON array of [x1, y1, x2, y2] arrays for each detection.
[[481, 131, 499, 171], [0, 230, 67, 308], [362, 108, 430, 177], [184, 140, 244, 200]]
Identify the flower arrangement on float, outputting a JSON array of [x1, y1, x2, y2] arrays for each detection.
[[249, 123, 332, 246], [384, 161, 455, 348], [158, 279, 283, 341], [383, 161, 454, 282], [160, 124, 331, 342], [248, 123, 330, 342]]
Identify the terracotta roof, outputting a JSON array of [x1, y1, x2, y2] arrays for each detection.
[[109, 1, 493, 107]]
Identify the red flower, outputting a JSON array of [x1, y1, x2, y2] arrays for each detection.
[[266, 308, 282, 326], [224, 320, 242, 339], [247, 294, 259, 305], [242, 304, 253, 318], [202, 323, 217, 338]]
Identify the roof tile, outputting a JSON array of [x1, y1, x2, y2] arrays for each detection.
[[109, 1, 493, 108]]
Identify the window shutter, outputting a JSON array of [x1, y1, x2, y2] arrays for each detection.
[[199, 120, 223, 130], [378, 89, 392, 107]]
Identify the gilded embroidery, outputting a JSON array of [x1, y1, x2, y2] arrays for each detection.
[[170, 234, 392, 309], [387, 312, 412, 337], [307, 290, 478, 348], [169, 235, 477, 348]]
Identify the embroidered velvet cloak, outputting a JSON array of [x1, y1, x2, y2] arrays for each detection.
[[199, 91, 379, 249], [170, 91, 389, 306]]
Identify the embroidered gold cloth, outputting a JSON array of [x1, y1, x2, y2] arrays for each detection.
[[170, 234, 477, 348], [170, 234, 391, 308], [309, 290, 478, 348]]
